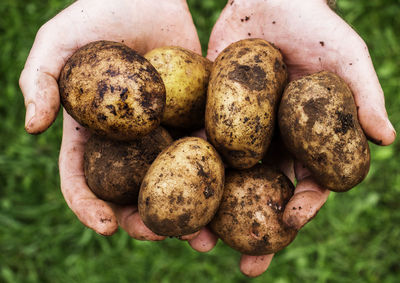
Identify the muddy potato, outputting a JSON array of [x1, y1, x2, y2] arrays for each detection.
[[59, 41, 166, 140], [84, 127, 173, 205], [205, 38, 288, 169], [210, 164, 297, 256], [138, 137, 225, 236], [278, 71, 370, 192], [144, 46, 212, 129]]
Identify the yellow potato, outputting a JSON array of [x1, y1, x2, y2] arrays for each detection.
[[138, 137, 225, 236], [205, 39, 287, 169], [278, 71, 370, 192], [145, 46, 212, 129]]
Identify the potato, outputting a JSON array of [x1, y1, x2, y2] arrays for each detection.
[[278, 71, 370, 192], [84, 127, 173, 205], [138, 137, 225, 236], [210, 164, 297, 255], [205, 39, 288, 169], [59, 40, 166, 140], [144, 46, 212, 129]]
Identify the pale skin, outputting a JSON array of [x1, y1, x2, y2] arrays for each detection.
[[20, 0, 396, 278]]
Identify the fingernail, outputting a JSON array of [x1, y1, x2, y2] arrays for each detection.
[[25, 102, 36, 130]]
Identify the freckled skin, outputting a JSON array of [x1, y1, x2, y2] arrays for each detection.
[[84, 127, 173, 205], [210, 164, 297, 256], [59, 40, 166, 140], [278, 71, 370, 192], [205, 38, 288, 169], [145, 46, 212, 129], [138, 137, 225, 236]]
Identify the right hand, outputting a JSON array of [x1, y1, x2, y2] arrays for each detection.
[[20, 0, 202, 238]]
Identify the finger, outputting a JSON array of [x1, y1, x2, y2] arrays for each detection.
[[20, 0, 118, 133], [307, 7, 396, 145], [19, 3, 84, 134], [112, 205, 165, 241], [188, 227, 218, 252], [283, 162, 330, 230], [59, 110, 118, 235], [333, 36, 396, 145], [179, 230, 201, 241], [19, 68, 60, 134], [239, 254, 274, 277]]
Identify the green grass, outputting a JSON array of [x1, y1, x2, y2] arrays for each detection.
[[0, 0, 399, 282]]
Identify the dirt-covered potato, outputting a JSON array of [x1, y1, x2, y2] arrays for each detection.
[[210, 164, 297, 255], [59, 40, 166, 140], [138, 137, 225, 236], [205, 39, 288, 169], [84, 127, 173, 205], [144, 46, 212, 129], [278, 71, 370, 192]]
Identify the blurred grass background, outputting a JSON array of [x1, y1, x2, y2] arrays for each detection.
[[0, 0, 399, 282]]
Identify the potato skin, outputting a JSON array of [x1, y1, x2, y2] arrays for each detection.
[[210, 164, 297, 255], [144, 46, 212, 129], [138, 137, 225, 236], [278, 71, 370, 192], [205, 38, 288, 169], [84, 127, 173, 205], [59, 40, 166, 140]]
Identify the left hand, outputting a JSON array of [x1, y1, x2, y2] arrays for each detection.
[[189, 0, 396, 277]]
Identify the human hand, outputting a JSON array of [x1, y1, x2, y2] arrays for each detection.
[[189, 0, 396, 277], [20, 0, 202, 239]]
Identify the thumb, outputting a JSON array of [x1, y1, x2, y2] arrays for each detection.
[[19, 0, 126, 134], [19, 14, 78, 134], [19, 65, 60, 134]]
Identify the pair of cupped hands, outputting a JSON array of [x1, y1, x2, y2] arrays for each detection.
[[20, 0, 395, 277]]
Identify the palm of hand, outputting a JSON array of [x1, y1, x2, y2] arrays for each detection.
[[207, 0, 394, 145], [20, 0, 202, 237], [204, 0, 395, 277]]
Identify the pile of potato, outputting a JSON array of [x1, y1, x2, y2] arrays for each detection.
[[59, 39, 370, 256]]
